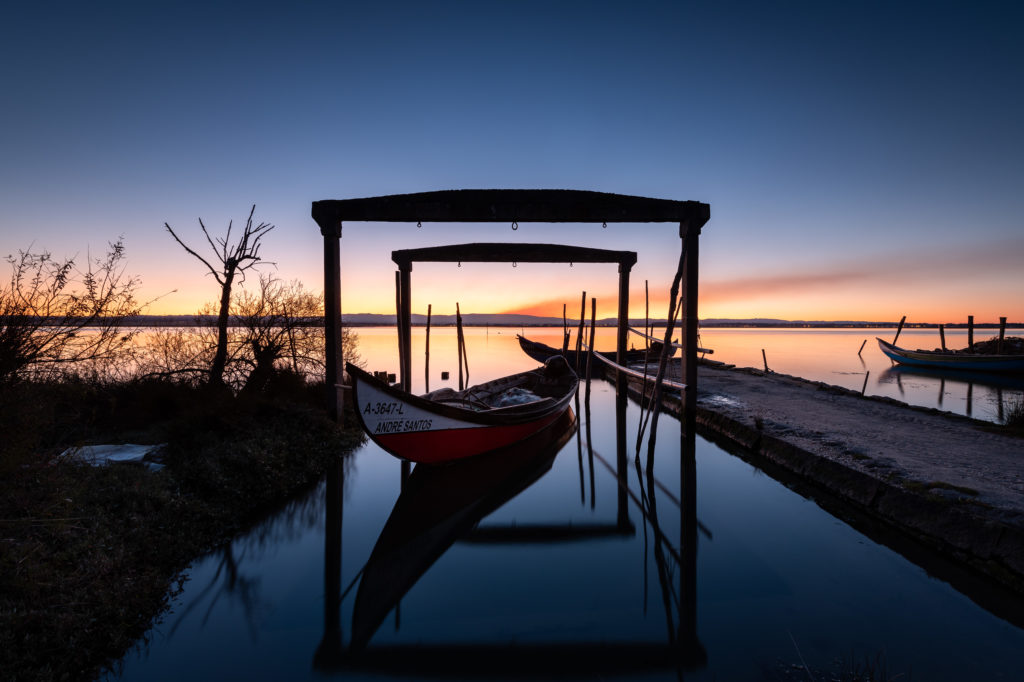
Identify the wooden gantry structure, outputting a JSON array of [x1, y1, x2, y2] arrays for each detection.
[[390, 242, 637, 393], [311, 189, 710, 423]]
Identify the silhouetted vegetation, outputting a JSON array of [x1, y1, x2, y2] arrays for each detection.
[[0, 239, 141, 387], [1006, 396, 1024, 432], [135, 274, 360, 393], [0, 225, 366, 680], [165, 205, 274, 389]]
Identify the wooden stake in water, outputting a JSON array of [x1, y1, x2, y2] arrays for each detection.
[[456, 302, 465, 391], [939, 324, 946, 351], [858, 339, 866, 356], [575, 291, 586, 373], [861, 371, 870, 396], [645, 280, 650, 349], [893, 315, 906, 345], [762, 349, 769, 373], [424, 303, 432, 392], [395, 271, 404, 388], [562, 303, 569, 356], [968, 315, 974, 351], [586, 297, 597, 397], [999, 316, 1007, 354]]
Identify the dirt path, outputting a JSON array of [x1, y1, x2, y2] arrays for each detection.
[[696, 365, 1024, 520]]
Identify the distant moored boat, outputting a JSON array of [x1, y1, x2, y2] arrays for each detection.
[[876, 337, 1024, 373]]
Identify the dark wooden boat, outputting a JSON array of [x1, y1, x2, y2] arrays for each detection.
[[515, 334, 666, 367], [877, 338, 1024, 373], [346, 356, 578, 464], [349, 408, 578, 650]]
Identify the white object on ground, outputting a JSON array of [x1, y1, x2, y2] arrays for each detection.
[[61, 444, 166, 471]]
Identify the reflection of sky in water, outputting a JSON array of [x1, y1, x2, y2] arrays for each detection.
[[111, 332, 1024, 680], [352, 325, 1024, 423]]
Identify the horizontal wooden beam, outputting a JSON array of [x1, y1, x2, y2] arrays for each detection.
[[312, 189, 709, 232], [392, 242, 637, 269]]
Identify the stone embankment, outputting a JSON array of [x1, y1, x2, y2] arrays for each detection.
[[618, 362, 1024, 597]]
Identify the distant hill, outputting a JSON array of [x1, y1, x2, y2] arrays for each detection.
[[116, 314, 1021, 328]]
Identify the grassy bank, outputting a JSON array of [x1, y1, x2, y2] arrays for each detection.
[[0, 376, 364, 681]]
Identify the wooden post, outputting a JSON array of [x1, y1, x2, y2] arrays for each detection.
[[999, 316, 1007, 353], [762, 349, 769, 372], [645, 280, 650, 350], [394, 271, 403, 387], [456, 301, 468, 391], [585, 297, 597, 399], [399, 265, 412, 391], [968, 315, 974, 351], [321, 220, 344, 424], [575, 291, 586, 373], [681, 221, 699, 418], [424, 303, 432, 392], [616, 264, 631, 396], [893, 315, 906, 345], [858, 339, 866, 356], [461, 312, 470, 387], [861, 371, 870, 396], [562, 303, 569, 356], [939, 324, 946, 351]]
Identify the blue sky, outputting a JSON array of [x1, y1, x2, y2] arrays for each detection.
[[2, 1, 1022, 322]]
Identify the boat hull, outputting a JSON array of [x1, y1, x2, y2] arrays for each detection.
[[876, 338, 1024, 372], [516, 334, 651, 366], [350, 408, 577, 650], [347, 361, 578, 464]]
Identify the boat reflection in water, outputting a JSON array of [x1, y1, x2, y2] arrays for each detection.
[[879, 365, 1024, 421], [315, 390, 707, 678]]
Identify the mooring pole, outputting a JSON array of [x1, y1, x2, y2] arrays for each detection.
[[576, 291, 586, 374], [394, 271, 403, 387], [586, 297, 597, 400], [456, 302, 466, 391], [562, 303, 570, 356], [645, 279, 650, 349], [425, 303, 432, 392], [319, 218, 344, 424], [681, 220, 700, 418], [893, 315, 906, 345], [679, 220, 704, 664], [616, 263, 631, 397], [399, 264, 412, 392], [999, 316, 1007, 354], [939, 324, 946, 351], [968, 315, 975, 350]]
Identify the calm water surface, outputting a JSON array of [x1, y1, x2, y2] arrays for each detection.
[[109, 328, 1024, 680]]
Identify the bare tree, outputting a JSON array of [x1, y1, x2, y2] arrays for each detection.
[[165, 205, 274, 388], [0, 239, 141, 386]]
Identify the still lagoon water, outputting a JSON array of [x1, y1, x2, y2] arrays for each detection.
[[109, 327, 1024, 680]]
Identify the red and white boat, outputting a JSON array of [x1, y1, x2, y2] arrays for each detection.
[[346, 356, 578, 464]]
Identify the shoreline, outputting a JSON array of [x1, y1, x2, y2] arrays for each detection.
[[610, 361, 1024, 602], [58, 315, 1024, 329]]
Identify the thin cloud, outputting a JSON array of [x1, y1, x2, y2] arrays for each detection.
[[703, 240, 1024, 304]]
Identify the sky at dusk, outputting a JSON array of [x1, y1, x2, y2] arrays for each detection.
[[2, 1, 1022, 324]]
